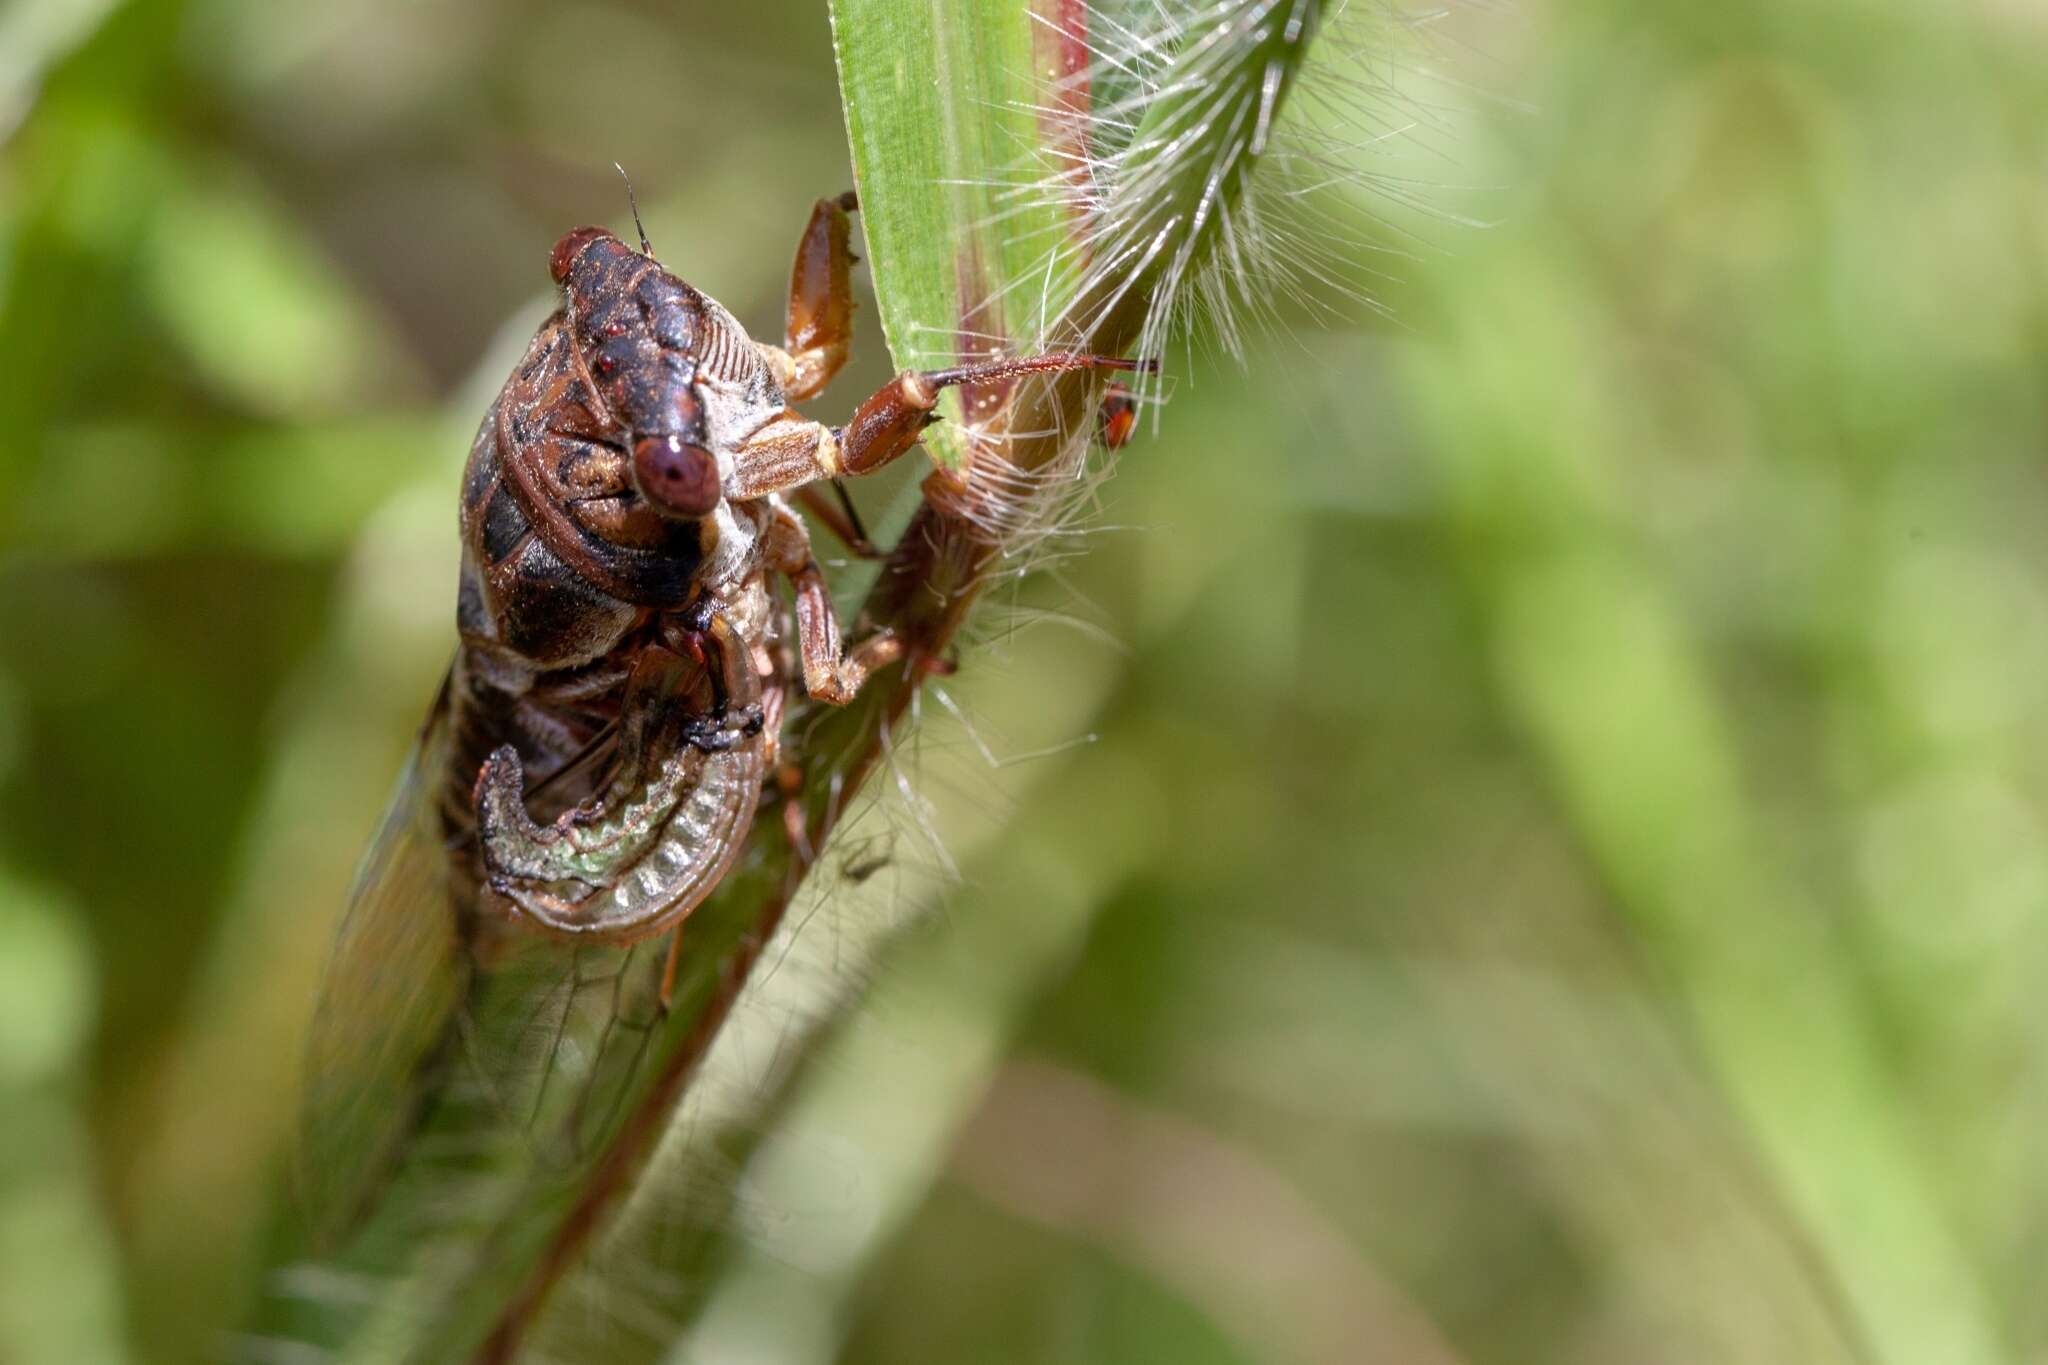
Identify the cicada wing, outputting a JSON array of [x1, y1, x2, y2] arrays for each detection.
[[297, 695, 467, 1248]]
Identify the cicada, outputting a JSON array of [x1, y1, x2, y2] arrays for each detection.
[[300, 192, 1140, 1239]]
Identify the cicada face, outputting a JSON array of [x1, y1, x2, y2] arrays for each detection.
[[553, 228, 722, 521]]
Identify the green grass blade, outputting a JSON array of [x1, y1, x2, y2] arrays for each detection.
[[833, 0, 1322, 474]]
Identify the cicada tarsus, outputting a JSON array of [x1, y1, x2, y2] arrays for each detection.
[[299, 192, 1143, 1239]]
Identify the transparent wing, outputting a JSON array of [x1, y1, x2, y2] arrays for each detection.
[[297, 691, 466, 1247], [297, 687, 748, 1259], [442, 920, 676, 1167]]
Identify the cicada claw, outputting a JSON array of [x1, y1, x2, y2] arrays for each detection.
[[681, 702, 765, 755]]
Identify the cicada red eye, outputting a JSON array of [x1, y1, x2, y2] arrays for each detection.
[[549, 226, 613, 284], [633, 434, 722, 519]]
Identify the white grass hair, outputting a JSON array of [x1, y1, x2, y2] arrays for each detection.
[[995, 0, 1464, 369], [925, 0, 1469, 562]]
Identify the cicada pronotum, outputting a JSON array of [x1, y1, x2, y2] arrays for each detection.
[[300, 192, 1142, 1239]]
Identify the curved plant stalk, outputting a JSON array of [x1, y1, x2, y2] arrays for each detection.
[[256, 4, 1378, 1361]]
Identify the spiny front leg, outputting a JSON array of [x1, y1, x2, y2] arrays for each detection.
[[763, 502, 903, 706], [727, 352, 1151, 503], [776, 191, 860, 403]]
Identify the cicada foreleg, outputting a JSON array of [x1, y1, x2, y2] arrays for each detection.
[[754, 193, 893, 563], [762, 503, 904, 706], [728, 352, 1150, 505], [773, 191, 860, 404]]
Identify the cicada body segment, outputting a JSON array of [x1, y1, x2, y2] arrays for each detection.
[[297, 684, 730, 1248], [474, 620, 773, 943]]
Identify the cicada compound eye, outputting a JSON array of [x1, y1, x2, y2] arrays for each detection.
[[549, 226, 612, 284], [633, 434, 722, 520]]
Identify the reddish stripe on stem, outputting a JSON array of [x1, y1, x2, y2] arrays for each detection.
[[1031, 0, 1095, 236]]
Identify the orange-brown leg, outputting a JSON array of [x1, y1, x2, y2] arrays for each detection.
[[727, 352, 1152, 501], [794, 483, 882, 558], [782, 191, 860, 403], [763, 502, 903, 705]]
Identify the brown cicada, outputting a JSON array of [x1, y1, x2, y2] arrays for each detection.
[[300, 192, 1139, 1237]]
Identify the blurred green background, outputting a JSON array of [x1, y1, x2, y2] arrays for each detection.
[[3, 0, 2046, 1362]]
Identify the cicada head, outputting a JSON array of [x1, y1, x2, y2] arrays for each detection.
[[548, 227, 726, 522]]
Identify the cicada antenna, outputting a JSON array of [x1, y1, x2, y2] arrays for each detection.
[[614, 161, 653, 257]]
